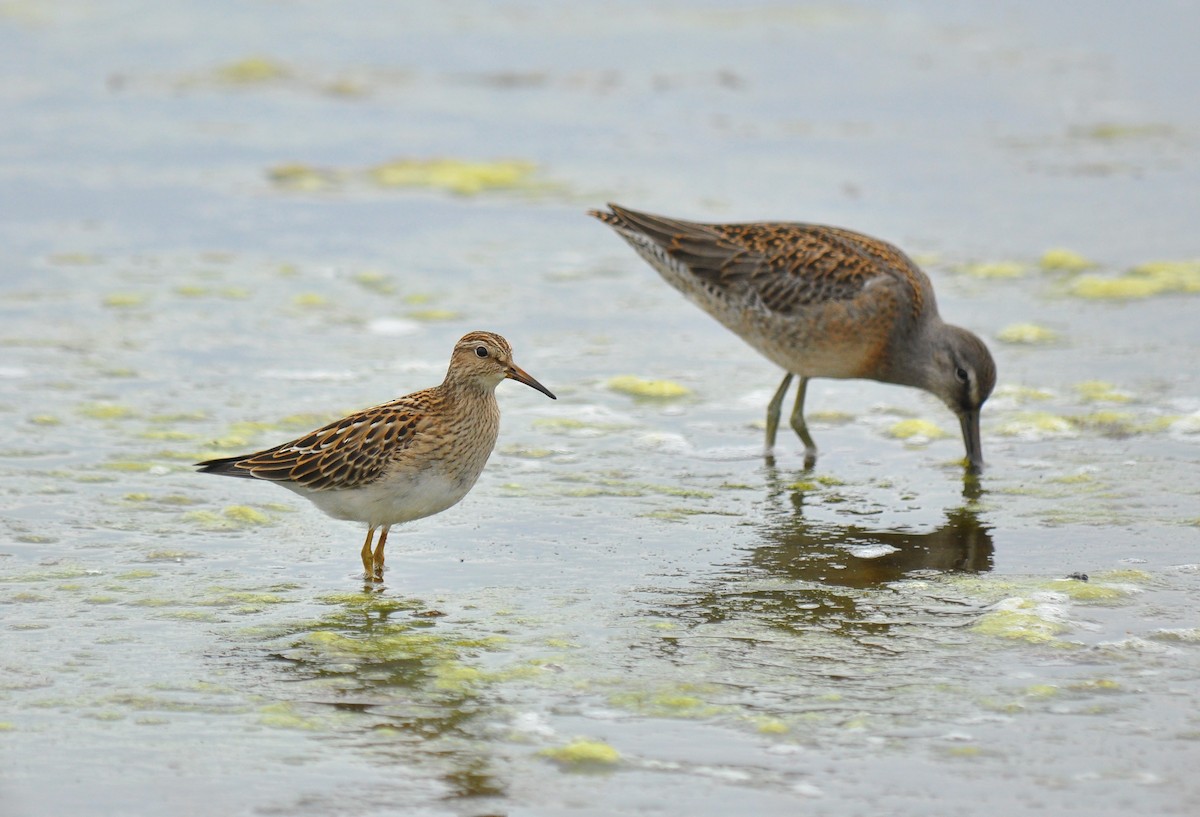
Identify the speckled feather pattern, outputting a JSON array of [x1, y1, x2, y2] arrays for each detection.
[[591, 204, 996, 469], [196, 331, 553, 534]]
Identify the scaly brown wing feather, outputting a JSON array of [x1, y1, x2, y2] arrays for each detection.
[[196, 392, 433, 491], [592, 204, 926, 319]]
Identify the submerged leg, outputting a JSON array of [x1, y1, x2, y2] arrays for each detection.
[[360, 527, 377, 576], [789, 376, 818, 468], [764, 373, 794, 452]]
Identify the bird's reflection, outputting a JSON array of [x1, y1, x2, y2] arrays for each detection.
[[752, 501, 993, 590], [648, 470, 993, 639]]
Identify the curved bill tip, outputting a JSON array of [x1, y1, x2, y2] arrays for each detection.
[[958, 409, 984, 474], [506, 363, 557, 400]]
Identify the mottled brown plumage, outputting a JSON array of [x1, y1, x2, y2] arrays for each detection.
[[196, 331, 556, 579], [590, 204, 995, 471]]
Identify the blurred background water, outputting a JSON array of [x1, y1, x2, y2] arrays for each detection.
[[1, 2, 1198, 815]]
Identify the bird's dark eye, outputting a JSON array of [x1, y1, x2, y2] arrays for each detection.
[[475, 346, 489, 358], [955, 366, 969, 384]]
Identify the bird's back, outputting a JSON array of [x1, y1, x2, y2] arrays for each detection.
[[591, 205, 936, 381]]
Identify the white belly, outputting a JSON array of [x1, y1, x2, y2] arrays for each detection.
[[292, 470, 479, 529]]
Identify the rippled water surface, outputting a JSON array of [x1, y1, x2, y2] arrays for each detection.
[[2, 2, 1198, 815]]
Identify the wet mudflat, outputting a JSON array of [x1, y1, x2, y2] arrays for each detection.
[[1, 2, 1198, 815]]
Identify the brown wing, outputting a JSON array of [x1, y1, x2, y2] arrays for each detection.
[[196, 394, 429, 491], [591, 204, 925, 319]]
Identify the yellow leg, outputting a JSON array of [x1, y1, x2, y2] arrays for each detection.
[[360, 527, 376, 576], [371, 526, 390, 578]]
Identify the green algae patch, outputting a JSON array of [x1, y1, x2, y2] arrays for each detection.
[[268, 163, 334, 192], [994, 385, 1055, 402], [610, 686, 726, 719], [268, 157, 552, 198], [1150, 628, 1200, 644], [606, 375, 691, 399], [432, 662, 487, 693], [222, 505, 271, 525], [1040, 248, 1095, 271], [972, 604, 1073, 647], [28, 414, 61, 426], [532, 417, 631, 435], [1075, 380, 1133, 403], [102, 460, 155, 472], [259, 701, 322, 730], [1069, 259, 1200, 299], [78, 402, 135, 420], [1091, 568, 1152, 584], [182, 507, 274, 530], [103, 293, 148, 308], [962, 261, 1029, 279], [997, 323, 1059, 345], [995, 411, 1074, 438], [407, 308, 461, 322], [886, 419, 949, 441], [351, 270, 394, 294], [539, 739, 621, 767], [216, 57, 291, 84], [292, 292, 328, 308], [752, 716, 790, 735], [143, 549, 200, 561], [1069, 411, 1140, 436], [369, 158, 538, 195]]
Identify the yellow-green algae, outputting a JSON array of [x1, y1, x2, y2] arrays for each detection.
[[886, 418, 949, 441], [1069, 259, 1200, 299], [215, 56, 291, 84], [972, 602, 1073, 647], [1040, 248, 1095, 271], [268, 157, 549, 197], [1075, 380, 1133, 403], [407, 308, 461, 321], [103, 293, 147, 308], [181, 506, 275, 530], [78, 402, 135, 420], [610, 685, 726, 719], [752, 716, 790, 735], [369, 158, 537, 195], [291, 292, 328, 308], [606, 375, 691, 399], [539, 739, 621, 767], [351, 270, 394, 294], [532, 417, 631, 435], [997, 323, 1059, 345], [258, 702, 323, 731], [994, 411, 1075, 437], [995, 385, 1055, 403], [962, 261, 1029, 279]]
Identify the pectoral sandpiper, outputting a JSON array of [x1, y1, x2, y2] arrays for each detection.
[[590, 204, 995, 471], [196, 331, 556, 580]]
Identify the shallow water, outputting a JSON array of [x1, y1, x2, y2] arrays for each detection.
[[2, 2, 1199, 815]]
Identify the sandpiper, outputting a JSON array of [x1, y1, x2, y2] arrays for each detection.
[[196, 331, 556, 579], [590, 204, 995, 471]]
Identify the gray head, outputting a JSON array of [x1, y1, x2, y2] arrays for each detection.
[[921, 324, 996, 472]]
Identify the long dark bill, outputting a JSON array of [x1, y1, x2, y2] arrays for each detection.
[[506, 364, 557, 399], [959, 409, 984, 474]]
